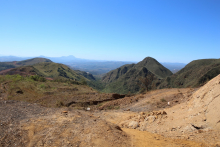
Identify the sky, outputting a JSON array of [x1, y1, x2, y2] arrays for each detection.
[[0, 0, 219, 63]]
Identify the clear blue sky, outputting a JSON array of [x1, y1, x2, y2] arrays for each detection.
[[0, 0, 219, 63]]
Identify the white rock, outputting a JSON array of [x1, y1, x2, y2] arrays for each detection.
[[128, 121, 139, 129], [145, 116, 156, 123]]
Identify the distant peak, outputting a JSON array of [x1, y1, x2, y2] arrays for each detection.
[[61, 55, 76, 58], [68, 55, 75, 57], [141, 57, 158, 63], [143, 56, 155, 60]]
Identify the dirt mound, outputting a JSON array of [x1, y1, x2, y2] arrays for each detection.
[[189, 74, 220, 130], [99, 88, 194, 111], [115, 74, 220, 146]]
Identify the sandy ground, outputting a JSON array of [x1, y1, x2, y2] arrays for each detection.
[[0, 100, 204, 147], [122, 128, 204, 147], [1, 75, 220, 147]]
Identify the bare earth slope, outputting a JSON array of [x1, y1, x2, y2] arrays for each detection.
[[0, 101, 130, 147], [0, 99, 204, 147], [103, 74, 220, 146]]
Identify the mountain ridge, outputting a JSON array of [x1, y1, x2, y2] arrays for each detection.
[[102, 57, 173, 94], [0, 58, 52, 71], [158, 58, 220, 88]]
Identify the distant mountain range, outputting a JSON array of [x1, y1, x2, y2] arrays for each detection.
[[0, 55, 105, 63], [0, 55, 186, 75]]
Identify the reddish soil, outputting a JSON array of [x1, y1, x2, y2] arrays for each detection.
[[0, 68, 15, 75], [0, 67, 36, 76]]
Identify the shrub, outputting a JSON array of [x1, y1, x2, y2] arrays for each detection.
[[13, 74, 24, 82], [80, 78, 87, 85], [160, 98, 167, 102], [114, 106, 120, 109], [56, 100, 64, 107], [30, 75, 46, 82], [39, 84, 45, 89]]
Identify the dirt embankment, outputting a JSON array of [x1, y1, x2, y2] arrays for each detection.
[[99, 74, 220, 146]]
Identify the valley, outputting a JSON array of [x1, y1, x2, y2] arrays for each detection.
[[1, 1, 219, 146]]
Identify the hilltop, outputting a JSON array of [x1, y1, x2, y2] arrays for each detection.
[[0, 58, 52, 71], [102, 57, 173, 94], [158, 59, 220, 88], [0, 58, 98, 86]]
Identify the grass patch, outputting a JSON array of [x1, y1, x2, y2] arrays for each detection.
[[39, 84, 46, 89], [56, 100, 64, 107], [0, 75, 105, 108]]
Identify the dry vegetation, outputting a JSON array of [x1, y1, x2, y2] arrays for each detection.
[[0, 75, 114, 109]]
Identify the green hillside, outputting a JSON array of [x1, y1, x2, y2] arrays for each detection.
[[158, 59, 220, 88], [0, 61, 99, 88], [134, 57, 173, 79], [0, 58, 101, 89], [15, 58, 52, 66], [0, 58, 52, 71], [33, 62, 101, 88], [32, 62, 85, 80], [102, 57, 173, 94]]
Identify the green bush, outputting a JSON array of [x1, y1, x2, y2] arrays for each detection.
[[13, 74, 24, 82], [80, 78, 87, 85], [30, 75, 46, 82], [39, 84, 45, 89]]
